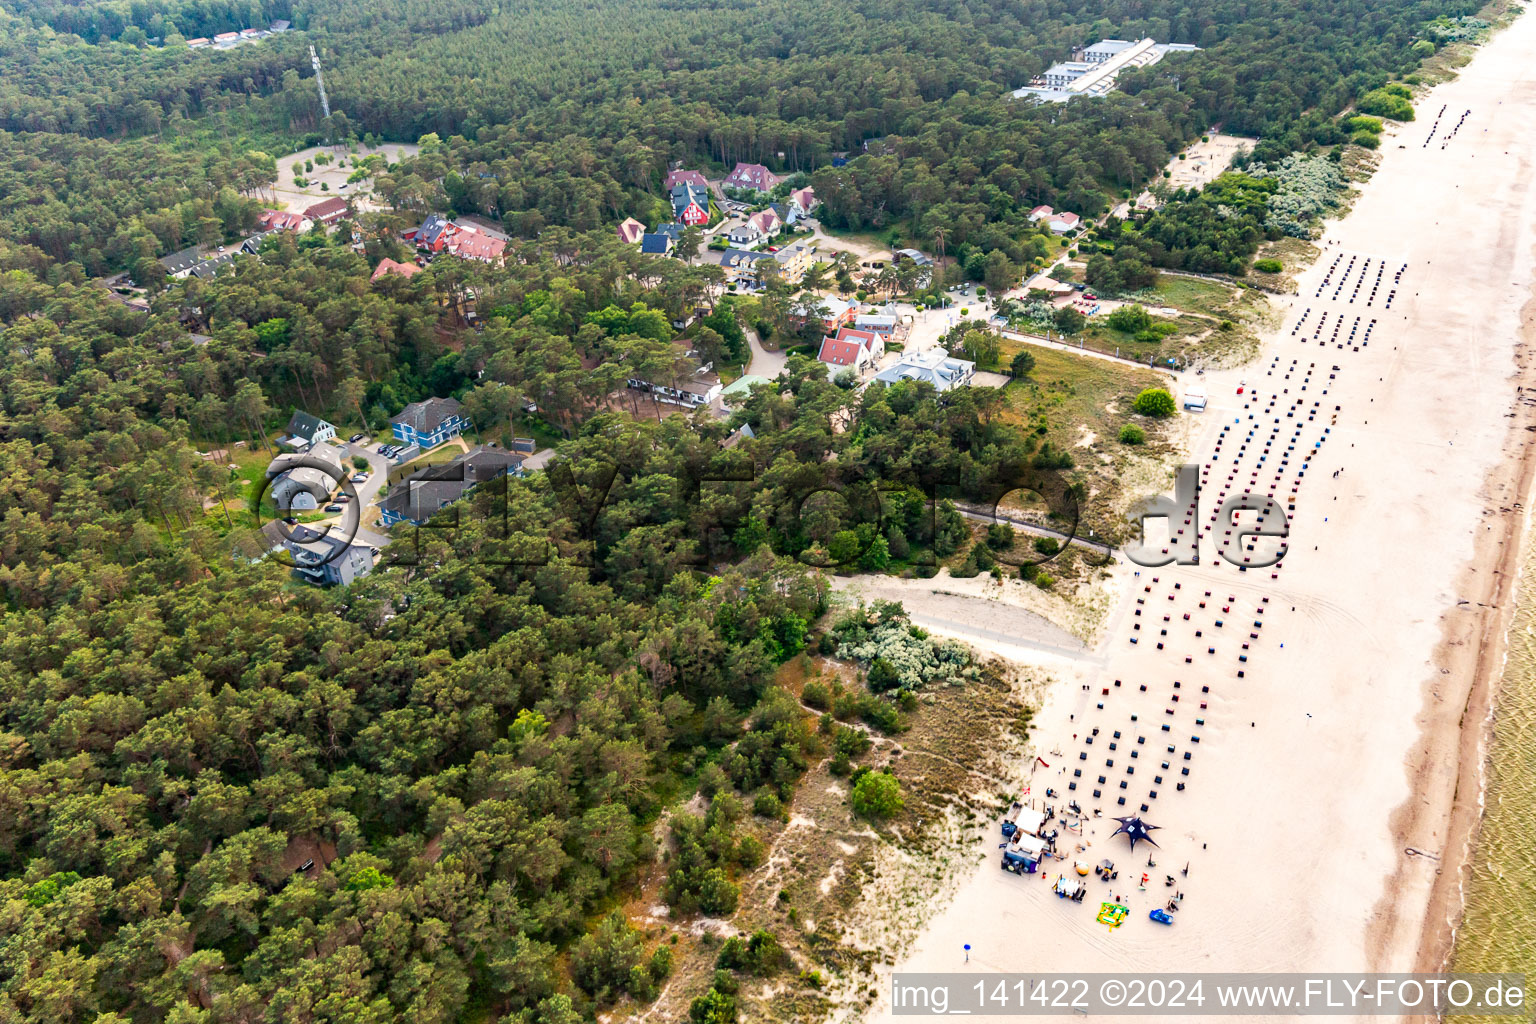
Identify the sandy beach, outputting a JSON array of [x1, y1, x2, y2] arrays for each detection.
[[862, 10, 1536, 1021]]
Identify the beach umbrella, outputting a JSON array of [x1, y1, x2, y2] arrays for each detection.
[[1110, 816, 1161, 851]]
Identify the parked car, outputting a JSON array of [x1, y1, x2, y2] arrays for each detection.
[[352, 473, 368, 483], [282, 517, 298, 525], [349, 433, 364, 443], [336, 494, 350, 503], [376, 444, 391, 454], [324, 504, 343, 514]]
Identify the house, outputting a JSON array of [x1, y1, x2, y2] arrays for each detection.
[[773, 242, 811, 284], [158, 245, 207, 277], [266, 447, 344, 509], [617, 217, 646, 245], [665, 169, 710, 191], [258, 209, 311, 232], [671, 182, 711, 225], [269, 468, 334, 510], [405, 215, 506, 264], [282, 525, 373, 586], [720, 422, 757, 449], [186, 37, 210, 47], [371, 258, 422, 282], [853, 313, 898, 340], [654, 222, 685, 244], [213, 31, 239, 43], [391, 397, 467, 449], [726, 220, 765, 247], [304, 198, 350, 225], [793, 294, 858, 333], [719, 248, 773, 286], [379, 446, 525, 526], [817, 326, 885, 376], [873, 347, 976, 392], [241, 230, 280, 255], [1047, 212, 1080, 234], [283, 410, 336, 448], [790, 187, 817, 216], [626, 361, 723, 409], [239, 27, 261, 38], [1028, 205, 1081, 234], [269, 19, 291, 31], [724, 163, 777, 192], [748, 208, 782, 238], [160, 245, 244, 279], [640, 232, 675, 256], [894, 248, 933, 268]]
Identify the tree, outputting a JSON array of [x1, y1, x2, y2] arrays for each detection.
[[851, 771, 904, 820], [1051, 306, 1086, 335], [1105, 304, 1153, 333], [1132, 388, 1177, 418], [1009, 350, 1036, 378], [570, 911, 645, 1002]]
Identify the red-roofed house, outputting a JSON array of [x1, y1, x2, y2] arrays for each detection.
[[816, 326, 884, 377], [258, 209, 312, 232], [1028, 204, 1080, 233], [213, 31, 239, 42], [447, 227, 506, 263], [617, 217, 646, 245], [371, 258, 422, 282], [304, 198, 351, 225], [724, 162, 777, 192], [664, 169, 710, 191], [790, 187, 817, 215]]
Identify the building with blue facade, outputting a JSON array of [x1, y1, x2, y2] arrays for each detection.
[[390, 397, 466, 449]]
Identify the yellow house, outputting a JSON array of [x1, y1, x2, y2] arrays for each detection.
[[773, 243, 812, 285]]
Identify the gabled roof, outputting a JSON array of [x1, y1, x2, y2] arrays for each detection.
[[671, 182, 709, 215], [617, 217, 646, 244], [747, 209, 781, 234], [664, 169, 710, 191], [725, 163, 776, 190], [1029, 205, 1054, 219], [640, 233, 673, 254], [258, 209, 309, 231], [790, 187, 816, 211], [817, 327, 879, 366], [448, 228, 505, 261], [371, 258, 421, 281], [720, 248, 771, 269], [304, 197, 349, 220], [391, 396, 464, 434], [286, 410, 332, 439], [380, 447, 523, 523]]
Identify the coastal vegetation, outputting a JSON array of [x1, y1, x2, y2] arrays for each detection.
[[0, 0, 1494, 1018]]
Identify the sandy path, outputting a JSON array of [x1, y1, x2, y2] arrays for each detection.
[[864, 11, 1536, 1022]]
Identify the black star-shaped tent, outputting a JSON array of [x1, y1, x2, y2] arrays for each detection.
[[1111, 816, 1161, 850]]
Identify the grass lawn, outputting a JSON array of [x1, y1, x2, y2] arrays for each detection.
[[998, 341, 1174, 538]]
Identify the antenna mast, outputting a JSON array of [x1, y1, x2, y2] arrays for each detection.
[[309, 44, 332, 121]]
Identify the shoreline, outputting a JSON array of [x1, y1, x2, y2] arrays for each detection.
[[1392, 260, 1536, 978], [859, 6, 1536, 1013]]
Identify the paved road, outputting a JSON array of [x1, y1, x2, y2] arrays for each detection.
[[744, 328, 789, 379]]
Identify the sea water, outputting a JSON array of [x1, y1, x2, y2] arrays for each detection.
[[1448, 535, 1536, 1021]]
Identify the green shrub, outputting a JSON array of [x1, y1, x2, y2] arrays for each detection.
[[1031, 536, 1059, 556], [1254, 258, 1283, 274], [851, 771, 904, 820], [801, 680, 831, 710], [1132, 387, 1176, 418], [1119, 424, 1146, 445]]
